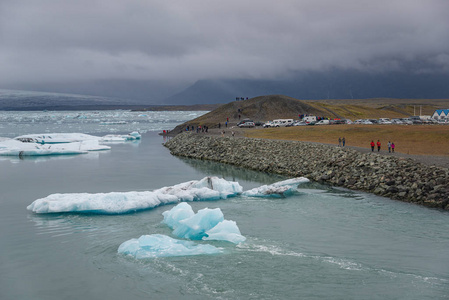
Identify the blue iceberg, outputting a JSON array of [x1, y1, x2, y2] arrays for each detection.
[[162, 203, 246, 244], [118, 234, 222, 258]]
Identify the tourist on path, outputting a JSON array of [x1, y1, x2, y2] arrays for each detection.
[[370, 140, 375, 152], [391, 142, 395, 153], [377, 140, 381, 152], [338, 137, 341, 147], [342, 137, 346, 147], [388, 141, 391, 153]]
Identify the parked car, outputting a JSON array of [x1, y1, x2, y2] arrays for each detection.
[[293, 121, 307, 126], [315, 120, 330, 125], [263, 121, 274, 128], [378, 118, 392, 124], [391, 118, 403, 124], [238, 121, 255, 128], [237, 119, 254, 126], [400, 118, 413, 125]]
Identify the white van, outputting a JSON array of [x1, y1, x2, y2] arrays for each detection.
[[273, 119, 294, 127], [315, 119, 330, 125], [303, 116, 317, 123]]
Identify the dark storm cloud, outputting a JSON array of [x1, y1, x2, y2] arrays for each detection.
[[0, 0, 448, 85]]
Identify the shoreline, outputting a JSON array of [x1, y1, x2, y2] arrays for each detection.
[[164, 132, 449, 210]]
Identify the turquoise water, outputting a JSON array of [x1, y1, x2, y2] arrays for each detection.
[[1, 115, 448, 299]]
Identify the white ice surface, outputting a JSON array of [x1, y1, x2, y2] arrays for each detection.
[[27, 177, 243, 214], [241, 177, 309, 197], [118, 234, 222, 258]]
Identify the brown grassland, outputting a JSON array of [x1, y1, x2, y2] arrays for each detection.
[[172, 95, 449, 157], [244, 125, 449, 157]]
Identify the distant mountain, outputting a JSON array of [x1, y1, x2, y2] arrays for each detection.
[[164, 70, 449, 105], [0, 89, 143, 110]]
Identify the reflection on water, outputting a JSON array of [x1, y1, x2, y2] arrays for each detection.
[[176, 156, 287, 184]]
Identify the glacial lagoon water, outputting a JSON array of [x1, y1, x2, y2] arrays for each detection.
[[0, 111, 448, 300]]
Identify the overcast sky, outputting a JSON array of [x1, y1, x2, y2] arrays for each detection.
[[1, 0, 448, 87]]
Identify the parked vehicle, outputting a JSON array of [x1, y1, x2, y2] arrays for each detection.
[[391, 118, 403, 124], [400, 118, 413, 125], [237, 119, 254, 126], [315, 120, 330, 125], [378, 118, 392, 124], [303, 116, 317, 123], [238, 121, 255, 128], [263, 121, 274, 128], [273, 119, 294, 127], [293, 121, 307, 126]]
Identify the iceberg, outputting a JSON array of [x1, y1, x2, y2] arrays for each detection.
[[171, 207, 224, 240], [27, 177, 243, 214], [0, 139, 110, 156], [15, 132, 140, 144], [15, 133, 100, 144], [242, 177, 309, 198], [118, 234, 222, 258], [203, 220, 246, 244], [162, 203, 246, 244], [161, 202, 195, 230]]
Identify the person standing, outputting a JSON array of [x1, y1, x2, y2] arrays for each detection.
[[342, 137, 346, 147], [377, 140, 381, 152], [370, 140, 375, 152], [388, 141, 391, 153], [338, 137, 341, 147], [391, 142, 395, 153]]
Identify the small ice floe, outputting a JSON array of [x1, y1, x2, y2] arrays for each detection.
[[162, 202, 246, 244], [99, 131, 141, 142], [15, 133, 99, 144], [27, 177, 242, 214], [242, 177, 309, 198], [118, 234, 222, 258], [118, 202, 244, 259]]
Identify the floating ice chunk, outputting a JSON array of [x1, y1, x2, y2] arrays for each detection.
[[156, 177, 242, 200], [15, 133, 100, 144], [172, 207, 224, 240], [161, 202, 195, 230], [27, 191, 178, 214], [203, 220, 246, 244], [0, 139, 88, 156], [129, 131, 141, 139], [118, 234, 222, 258], [27, 177, 242, 214], [162, 203, 245, 244], [242, 177, 309, 198]]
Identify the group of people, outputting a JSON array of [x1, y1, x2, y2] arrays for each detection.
[[370, 140, 395, 153], [338, 137, 346, 147]]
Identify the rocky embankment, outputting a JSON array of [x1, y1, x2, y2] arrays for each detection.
[[164, 133, 449, 210]]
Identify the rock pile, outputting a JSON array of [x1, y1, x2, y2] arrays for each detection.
[[164, 133, 449, 210]]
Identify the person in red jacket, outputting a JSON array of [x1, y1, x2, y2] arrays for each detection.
[[377, 140, 381, 152], [370, 140, 375, 152]]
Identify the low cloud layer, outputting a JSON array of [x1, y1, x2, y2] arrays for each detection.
[[1, 0, 448, 87]]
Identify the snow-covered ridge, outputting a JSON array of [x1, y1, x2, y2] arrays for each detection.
[[27, 177, 308, 214]]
